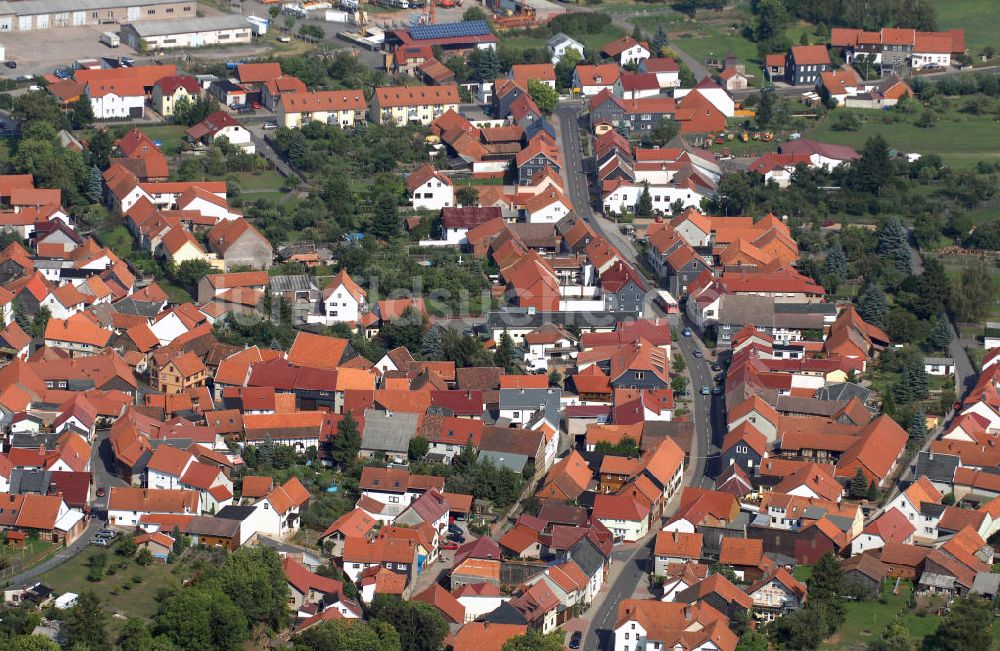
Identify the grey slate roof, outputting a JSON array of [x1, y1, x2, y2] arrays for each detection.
[[718, 296, 835, 329], [361, 409, 419, 453], [477, 450, 528, 473], [270, 275, 318, 293], [971, 572, 1000, 596], [923, 357, 954, 366], [216, 505, 258, 521], [815, 382, 872, 404], [499, 388, 560, 426], [914, 451, 961, 484], [567, 536, 605, 578], [9, 469, 52, 495]]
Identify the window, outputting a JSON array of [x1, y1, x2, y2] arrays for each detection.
[[147, 9, 155, 14], [166, 7, 174, 11], [389, 496, 399, 503]]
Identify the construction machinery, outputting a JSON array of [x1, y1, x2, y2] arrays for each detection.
[[485, 0, 537, 29]]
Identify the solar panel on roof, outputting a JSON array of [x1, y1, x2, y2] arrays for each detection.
[[409, 20, 491, 41]]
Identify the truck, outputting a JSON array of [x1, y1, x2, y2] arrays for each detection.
[[100, 32, 120, 48]]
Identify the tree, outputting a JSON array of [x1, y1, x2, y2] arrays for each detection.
[[858, 283, 889, 327], [370, 595, 448, 651], [871, 621, 917, 651], [876, 217, 911, 273], [494, 330, 517, 372], [952, 261, 997, 323], [63, 591, 109, 651], [548, 369, 562, 387], [204, 546, 289, 630], [636, 183, 653, 217], [117, 618, 154, 651], [753, 0, 791, 54], [709, 563, 739, 584], [136, 547, 154, 566], [929, 317, 953, 351], [421, 327, 445, 360], [292, 618, 401, 651], [651, 26, 669, 55], [69, 96, 95, 129], [671, 375, 688, 394], [808, 552, 844, 604], [645, 117, 680, 147], [87, 128, 113, 170], [172, 525, 184, 555], [370, 192, 401, 241], [851, 134, 893, 195], [909, 407, 927, 440], [527, 79, 557, 114], [917, 107, 936, 128], [155, 586, 248, 651], [169, 259, 214, 288], [922, 596, 993, 651], [469, 48, 500, 82], [329, 411, 362, 471], [672, 354, 686, 373], [501, 629, 565, 651], [12, 91, 68, 129], [10, 637, 58, 651], [554, 47, 582, 90], [87, 165, 103, 203], [456, 186, 479, 207], [408, 435, 429, 461], [824, 239, 847, 289], [849, 466, 869, 499], [756, 89, 776, 128], [867, 479, 879, 501]]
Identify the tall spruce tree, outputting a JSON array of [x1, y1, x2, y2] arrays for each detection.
[[87, 166, 103, 203], [420, 327, 445, 361], [849, 466, 868, 499], [929, 317, 953, 351], [370, 192, 400, 241], [494, 331, 516, 372], [824, 239, 847, 285], [858, 283, 889, 327], [909, 407, 928, 440], [877, 217, 911, 273]]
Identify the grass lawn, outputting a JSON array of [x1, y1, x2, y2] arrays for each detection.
[[806, 108, 1000, 170], [500, 24, 625, 54], [821, 582, 911, 650], [37, 543, 195, 635], [76, 125, 188, 156], [241, 190, 287, 204], [97, 224, 135, 258], [207, 170, 284, 192], [159, 279, 193, 304], [792, 565, 812, 582], [934, 0, 998, 54], [671, 30, 764, 84]]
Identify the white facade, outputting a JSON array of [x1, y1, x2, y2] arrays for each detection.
[[525, 197, 571, 223], [549, 35, 584, 65], [409, 176, 454, 212], [674, 87, 736, 117], [89, 90, 145, 120], [318, 288, 364, 325], [614, 43, 650, 66], [912, 51, 951, 68], [457, 593, 506, 622], [598, 515, 647, 543], [212, 125, 255, 153], [603, 182, 711, 214]]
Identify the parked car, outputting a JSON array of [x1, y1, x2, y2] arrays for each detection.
[[238, 107, 256, 115], [4, 61, 15, 69], [681, 328, 692, 337], [447, 523, 463, 536], [90, 538, 110, 547], [120, 56, 135, 66], [922, 62, 941, 70], [569, 632, 582, 649], [447, 533, 465, 544], [96, 487, 106, 497], [16, 74, 32, 81], [711, 386, 723, 395], [53, 67, 71, 79], [27, 85, 40, 91], [710, 363, 721, 372], [251, 101, 261, 109], [699, 386, 711, 395], [262, 121, 278, 130], [96, 529, 117, 539], [441, 540, 459, 551], [693, 350, 703, 359]]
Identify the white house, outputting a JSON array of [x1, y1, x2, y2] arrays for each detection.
[[639, 58, 681, 89], [524, 189, 572, 224], [924, 357, 955, 376], [602, 180, 713, 214], [315, 269, 367, 326], [547, 33, 585, 65], [601, 36, 651, 67], [253, 477, 310, 539], [85, 83, 145, 120], [186, 111, 255, 153], [673, 81, 736, 117], [144, 445, 194, 491], [746, 569, 807, 622], [149, 311, 190, 347], [176, 187, 239, 222], [850, 507, 915, 556], [884, 477, 942, 527], [454, 583, 506, 622], [406, 164, 454, 211]]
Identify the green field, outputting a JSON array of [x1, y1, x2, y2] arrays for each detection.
[[671, 29, 764, 85], [821, 582, 912, 650], [806, 108, 1000, 170], [77, 125, 188, 156], [501, 23, 626, 55], [936, 253, 1000, 319], [934, 0, 998, 54], [38, 543, 196, 635]]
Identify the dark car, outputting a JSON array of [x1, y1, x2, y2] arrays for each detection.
[[447, 533, 466, 544], [712, 386, 723, 395], [53, 67, 72, 79], [96, 487, 106, 497], [447, 523, 463, 536], [693, 350, 703, 358], [4, 61, 15, 69], [711, 363, 721, 372], [569, 632, 582, 649]]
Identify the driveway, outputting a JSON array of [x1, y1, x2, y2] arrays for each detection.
[[5, 519, 102, 588]]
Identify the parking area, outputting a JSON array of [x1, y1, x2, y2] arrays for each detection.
[[1, 26, 132, 75]]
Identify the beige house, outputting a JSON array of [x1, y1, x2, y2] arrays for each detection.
[[151, 75, 200, 117], [277, 90, 367, 129], [370, 84, 460, 126]]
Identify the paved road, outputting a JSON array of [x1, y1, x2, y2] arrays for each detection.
[[554, 99, 725, 650]]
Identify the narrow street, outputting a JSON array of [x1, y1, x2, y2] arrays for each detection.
[[555, 100, 723, 650]]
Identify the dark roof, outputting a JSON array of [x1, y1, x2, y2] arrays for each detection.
[[484, 601, 528, 625], [568, 536, 605, 577], [815, 382, 872, 403], [484, 309, 638, 331], [914, 452, 961, 484], [184, 515, 241, 537], [215, 505, 258, 521]]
